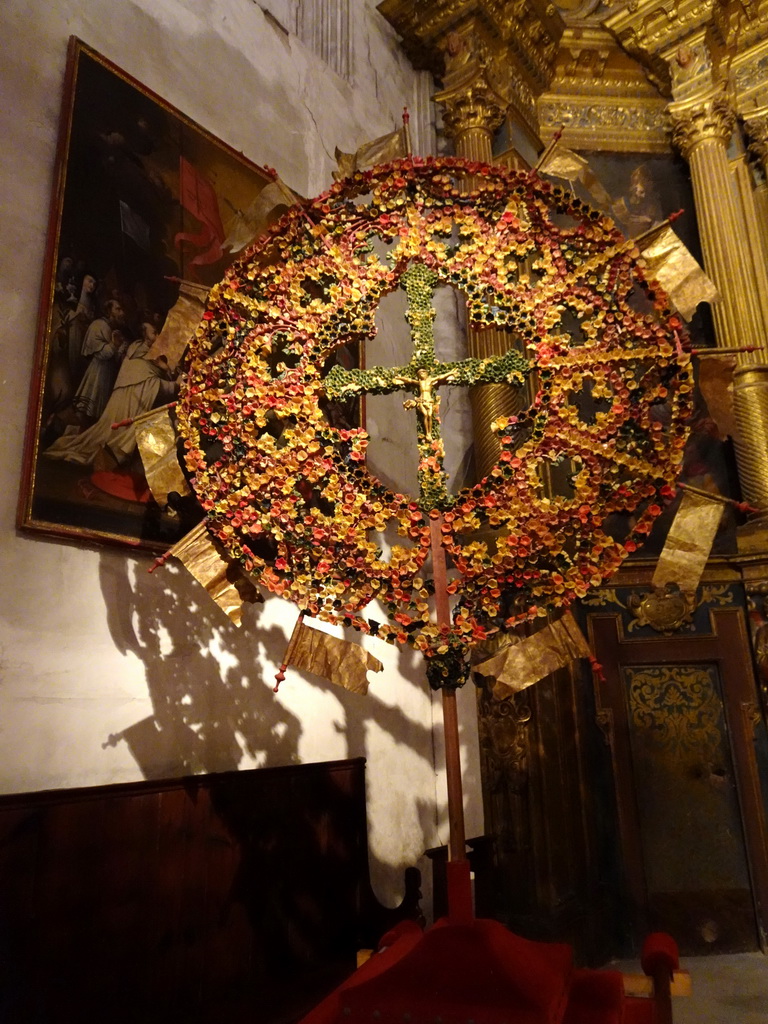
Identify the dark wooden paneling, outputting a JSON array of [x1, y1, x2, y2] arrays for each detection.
[[590, 608, 768, 955], [0, 758, 421, 1024], [476, 658, 616, 966]]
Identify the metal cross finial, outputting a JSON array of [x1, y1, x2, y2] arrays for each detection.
[[324, 263, 531, 508]]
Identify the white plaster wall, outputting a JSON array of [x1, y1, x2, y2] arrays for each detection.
[[0, 0, 483, 912]]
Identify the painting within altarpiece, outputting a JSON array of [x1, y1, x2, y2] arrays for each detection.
[[581, 150, 740, 558]]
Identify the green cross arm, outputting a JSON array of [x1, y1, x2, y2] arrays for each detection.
[[324, 349, 528, 417], [322, 262, 531, 508]]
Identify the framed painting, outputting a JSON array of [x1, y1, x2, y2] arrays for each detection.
[[18, 38, 275, 552]]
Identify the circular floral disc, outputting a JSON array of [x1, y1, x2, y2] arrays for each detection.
[[177, 157, 692, 665]]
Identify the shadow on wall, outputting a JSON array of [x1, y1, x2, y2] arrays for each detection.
[[97, 551, 442, 902], [99, 555, 302, 777]]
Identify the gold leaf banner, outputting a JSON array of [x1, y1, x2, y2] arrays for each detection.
[[697, 353, 737, 440], [333, 128, 407, 180], [145, 280, 210, 371], [289, 622, 383, 694], [652, 490, 723, 592], [136, 407, 189, 508], [474, 611, 592, 699], [171, 521, 260, 627], [640, 224, 720, 321], [222, 178, 299, 253], [538, 146, 612, 209]]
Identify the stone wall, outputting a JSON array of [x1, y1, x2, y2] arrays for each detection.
[[0, 0, 480, 910]]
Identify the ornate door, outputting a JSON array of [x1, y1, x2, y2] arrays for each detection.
[[589, 604, 768, 954]]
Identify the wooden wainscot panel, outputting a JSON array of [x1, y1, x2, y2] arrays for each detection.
[[0, 758, 422, 1024]]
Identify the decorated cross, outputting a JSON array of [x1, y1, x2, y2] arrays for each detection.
[[324, 262, 531, 508], [175, 157, 692, 664]]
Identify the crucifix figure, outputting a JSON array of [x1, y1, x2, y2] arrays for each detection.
[[396, 367, 452, 440], [324, 262, 531, 507]]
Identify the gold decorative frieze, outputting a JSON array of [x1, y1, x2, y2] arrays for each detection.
[[582, 582, 734, 632], [541, 23, 671, 150], [548, 25, 664, 97], [378, 0, 565, 83], [538, 95, 669, 152], [711, 0, 768, 56], [378, 0, 565, 136], [627, 586, 698, 633], [733, 44, 768, 112], [604, 0, 717, 95]]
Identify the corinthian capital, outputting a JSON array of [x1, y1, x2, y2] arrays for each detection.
[[436, 77, 509, 138], [744, 111, 768, 168], [669, 91, 737, 158], [433, 24, 510, 139]]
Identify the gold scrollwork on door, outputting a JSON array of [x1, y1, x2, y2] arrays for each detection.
[[584, 584, 734, 634], [626, 665, 722, 760], [477, 684, 531, 793]]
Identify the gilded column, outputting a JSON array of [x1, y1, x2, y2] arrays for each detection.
[[670, 91, 768, 516], [731, 151, 768, 338], [744, 111, 768, 180], [744, 112, 768, 253], [435, 71, 520, 480], [670, 92, 766, 356]]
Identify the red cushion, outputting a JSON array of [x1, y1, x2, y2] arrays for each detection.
[[298, 922, 423, 1024], [641, 933, 679, 978], [623, 998, 656, 1024], [339, 917, 573, 1024], [562, 969, 625, 1024]]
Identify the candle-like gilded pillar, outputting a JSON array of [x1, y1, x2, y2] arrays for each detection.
[[670, 90, 768, 515], [435, 71, 522, 480], [744, 111, 768, 181], [670, 92, 768, 357], [744, 111, 768, 253]]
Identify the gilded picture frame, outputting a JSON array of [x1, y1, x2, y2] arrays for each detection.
[[18, 38, 274, 552]]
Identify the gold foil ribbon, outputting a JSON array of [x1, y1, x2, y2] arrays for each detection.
[[333, 127, 407, 180], [538, 146, 612, 209], [640, 224, 720, 321], [136, 407, 190, 508], [222, 178, 300, 253], [170, 521, 259, 627], [697, 353, 737, 440], [145, 280, 210, 371], [288, 621, 383, 694], [652, 490, 724, 592], [474, 611, 592, 699]]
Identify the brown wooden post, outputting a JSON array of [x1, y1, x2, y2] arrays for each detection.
[[441, 687, 467, 862], [430, 515, 473, 920]]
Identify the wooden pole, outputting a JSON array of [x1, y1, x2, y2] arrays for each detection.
[[429, 516, 468, 863], [441, 687, 467, 861], [430, 514, 473, 921]]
